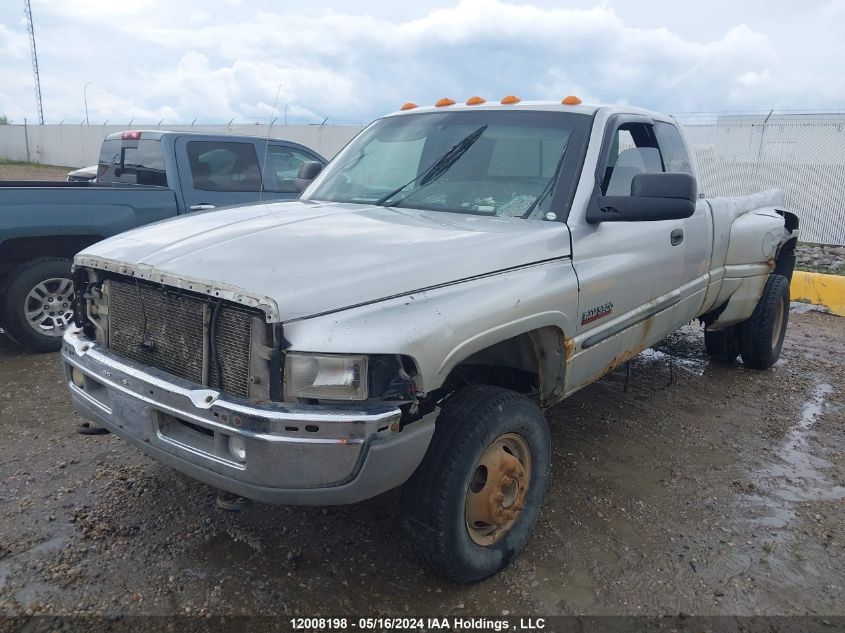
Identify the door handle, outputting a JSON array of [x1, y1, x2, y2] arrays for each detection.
[[189, 204, 216, 211], [670, 228, 684, 246]]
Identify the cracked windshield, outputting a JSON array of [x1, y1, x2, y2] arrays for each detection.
[[305, 110, 587, 219]]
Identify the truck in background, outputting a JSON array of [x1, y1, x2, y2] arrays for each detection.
[[0, 131, 326, 351]]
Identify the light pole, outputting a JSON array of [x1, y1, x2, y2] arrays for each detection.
[[83, 82, 92, 125]]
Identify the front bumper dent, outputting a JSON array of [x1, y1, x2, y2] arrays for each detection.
[[61, 328, 434, 505]]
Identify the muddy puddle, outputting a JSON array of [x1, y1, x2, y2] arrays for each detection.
[[756, 382, 843, 502]]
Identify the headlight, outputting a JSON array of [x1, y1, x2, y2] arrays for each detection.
[[284, 353, 368, 401]]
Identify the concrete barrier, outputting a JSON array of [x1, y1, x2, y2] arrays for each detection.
[[791, 271, 845, 316]]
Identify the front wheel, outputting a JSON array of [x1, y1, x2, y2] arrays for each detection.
[[740, 274, 790, 369], [401, 385, 550, 583], [2, 257, 74, 353]]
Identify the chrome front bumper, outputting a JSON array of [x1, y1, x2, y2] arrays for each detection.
[[61, 328, 434, 505]]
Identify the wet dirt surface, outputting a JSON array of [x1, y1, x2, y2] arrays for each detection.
[[0, 311, 842, 618]]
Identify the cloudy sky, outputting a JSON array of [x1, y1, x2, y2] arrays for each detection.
[[1, 0, 843, 124]]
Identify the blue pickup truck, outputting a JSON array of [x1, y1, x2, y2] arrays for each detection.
[[0, 130, 326, 352]]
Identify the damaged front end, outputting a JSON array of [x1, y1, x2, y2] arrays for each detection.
[[62, 260, 434, 505]]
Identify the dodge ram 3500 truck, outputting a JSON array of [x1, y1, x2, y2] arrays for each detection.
[[0, 130, 325, 352], [62, 97, 798, 582]]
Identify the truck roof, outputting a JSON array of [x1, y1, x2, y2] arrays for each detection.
[[102, 130, 303, 142], [384, 99, 674, 123]]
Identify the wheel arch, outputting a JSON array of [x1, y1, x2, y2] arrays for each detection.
[[0, 234, 103, 276], [774, 235, 798, 282], [437, 322, 571, 407]]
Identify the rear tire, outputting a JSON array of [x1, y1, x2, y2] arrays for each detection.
[[704, 326, 741, 363], [2, 257, 74, 353], [740, 274, 790, 370], [401, 385, 550, 583]]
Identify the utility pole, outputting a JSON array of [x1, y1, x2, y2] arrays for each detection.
[[23, 0, 44, 124], [84, 82, 92, 125]]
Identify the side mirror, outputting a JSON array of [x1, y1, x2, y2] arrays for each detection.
[[586, 172, 697, 223], [295, 161, 324, 192]]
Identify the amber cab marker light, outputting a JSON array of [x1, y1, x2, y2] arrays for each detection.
[[400, 102, 418, 111], [501, 95, 521, 105], [562, 95, 582, 105], [435, 97, 456, 107], [466, 96, 486, 106]]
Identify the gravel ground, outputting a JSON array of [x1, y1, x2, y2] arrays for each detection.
[[0, 309, 842, 621], [0, 162, 74, 181]]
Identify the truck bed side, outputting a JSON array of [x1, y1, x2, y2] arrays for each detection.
[[698, 189, 798, 328], [0, 186, 178, 275]]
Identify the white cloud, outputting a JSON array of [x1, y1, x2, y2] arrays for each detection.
[[0, 0, 842, 124]]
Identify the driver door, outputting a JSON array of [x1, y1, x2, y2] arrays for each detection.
[[565, 116, 688, 393]]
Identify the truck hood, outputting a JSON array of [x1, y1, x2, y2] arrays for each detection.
[[78, 200, 571, 322]]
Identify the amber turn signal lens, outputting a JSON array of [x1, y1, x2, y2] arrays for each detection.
[[400, 102, 418, 111], [435, 97, 456, 107], [561, 95, 582, 105], [466, 96, 486, 105], [500, 95, 521, 104]]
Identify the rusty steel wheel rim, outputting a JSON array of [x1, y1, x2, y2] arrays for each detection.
[[465, 432, 532, 546]]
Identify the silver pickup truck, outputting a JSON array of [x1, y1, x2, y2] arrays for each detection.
[[62, 98, 798, 583]]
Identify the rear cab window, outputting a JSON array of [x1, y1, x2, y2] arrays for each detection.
[[653, 121, 694, 175], [98, 139, 167, 186], [186, 141, 262, 192]]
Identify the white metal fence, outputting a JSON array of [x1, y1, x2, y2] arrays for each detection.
[[679, 113, 845, 245], [2, 111, 844, 244]]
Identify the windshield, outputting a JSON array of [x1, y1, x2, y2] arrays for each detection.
[[304, 110, 590, 219]]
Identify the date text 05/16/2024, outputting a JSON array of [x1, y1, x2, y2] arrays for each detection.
[[290, 616, 547, 631]]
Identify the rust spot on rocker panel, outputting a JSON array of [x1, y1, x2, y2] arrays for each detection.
[[592, 314, 658, 383]]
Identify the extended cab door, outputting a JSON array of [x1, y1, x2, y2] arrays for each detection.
[[652, 119, 711, 321], [565, 115, 695, 393]]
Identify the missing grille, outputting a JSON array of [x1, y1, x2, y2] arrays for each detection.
[[105, 277, 257, 397]]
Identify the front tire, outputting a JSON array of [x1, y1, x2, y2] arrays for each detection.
[[2, 257, 74, 353], [740, 274, 790, 369], [401, 385, 550, 583]]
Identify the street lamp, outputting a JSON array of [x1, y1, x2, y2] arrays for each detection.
[[83, 82, 92, 125]]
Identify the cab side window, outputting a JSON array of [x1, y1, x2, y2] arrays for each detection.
[[653, 121, 694, 175], [601, 122, 663, 196]]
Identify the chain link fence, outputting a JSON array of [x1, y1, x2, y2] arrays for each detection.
[[678, 112, 845, 245]]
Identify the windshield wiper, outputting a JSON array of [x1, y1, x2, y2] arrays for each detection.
[[521, 174, 556, 219], [521, 144, 568, 219], [375, 125, 487, 207]]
